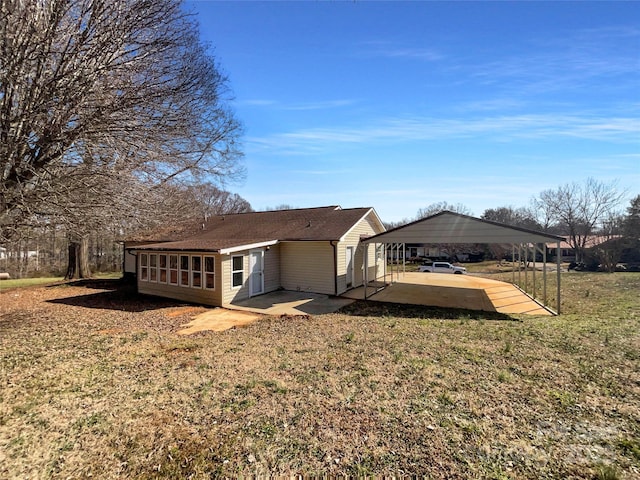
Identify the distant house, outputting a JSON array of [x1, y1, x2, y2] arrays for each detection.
[[127, 206, 386, 307], [547, 235, 621, 262]]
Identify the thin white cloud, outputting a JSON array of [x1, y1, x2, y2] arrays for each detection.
[[241, 99, 277, 107], [358, 40, 444, 61], [467, 25, 640, 94], [240, 99, 357, 111], [246, 112, 640, 155], [290, 169, 355, 175]]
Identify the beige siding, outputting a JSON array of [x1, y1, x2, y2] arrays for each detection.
[[138, 281, 220, 305], [221, 252, 250, 305], [221, 246, 281, 306], [336, 213, 384, 294], [263, 244, 281, 293], [280, 241, 335, 295], [137, 252, 223, 306], [124, 249, 137, 274]]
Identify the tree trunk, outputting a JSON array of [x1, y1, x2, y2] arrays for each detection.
[[65, 236, 92, 280]]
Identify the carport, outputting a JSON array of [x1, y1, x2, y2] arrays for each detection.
[[361, 211, 565, 314]]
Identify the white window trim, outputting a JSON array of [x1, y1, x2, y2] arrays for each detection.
[[158, 254, 168, 284], [204, 255, 215, 290], [140, 253, 149, 282], [149, 253, 158, 283], [179, 254, 190, 287], [191, 255, 203, 289], [168, 254, 179, 286], [231, 255, 243, 289]]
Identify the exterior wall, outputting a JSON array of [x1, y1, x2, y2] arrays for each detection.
[[279, 241, 336, 295], [137, 252, 223, 306], [263, 244, 281, 293], [138, 280, 220, 305], [336, 214, 383, 294], [221, 245, 281, 306], [124, 248, 137, 274]]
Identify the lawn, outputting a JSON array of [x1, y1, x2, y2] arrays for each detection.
[[0, 273, 638, 478], [0, 272, 122, 290]]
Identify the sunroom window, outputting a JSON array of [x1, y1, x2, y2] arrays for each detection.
[[191, 256, 202, 288], [204, 256, 215, 289], [179, 255, 189, 287]]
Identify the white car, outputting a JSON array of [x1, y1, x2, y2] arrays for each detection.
[[418, 262, 467, 274]]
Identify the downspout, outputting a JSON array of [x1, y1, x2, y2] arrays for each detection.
[[121, 242, 126, 279], [331, 241, 338, 296]]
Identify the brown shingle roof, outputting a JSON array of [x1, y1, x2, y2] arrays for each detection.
[[135, 206, 375, 252]]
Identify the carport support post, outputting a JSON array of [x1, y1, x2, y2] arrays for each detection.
[[524, 243, 528, 292], [511, 244, 516, 284], [518, 244, 522, 286], [364, 243, 369, 300], [556, 242, 561, 314], [532, 243, 537, 301], [543, 242, 547, 307]]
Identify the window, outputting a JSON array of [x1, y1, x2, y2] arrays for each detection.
[[180, 255, 189, 287], [191, 256, 202, 288], [204, 256, 215, 289], [232, 255, 243, 288], [140, 253, 148, 281], [141, 252, 217, 290], [169, 255, 178, 285], [159, 254, 167, 283], [149, 254, 157, 282]]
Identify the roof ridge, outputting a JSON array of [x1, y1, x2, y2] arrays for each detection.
[[212, 205, 342, 217]]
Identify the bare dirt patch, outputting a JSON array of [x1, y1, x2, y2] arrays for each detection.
[[178, 309, 262, 335]]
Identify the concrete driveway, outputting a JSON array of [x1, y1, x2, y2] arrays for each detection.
[[342, 272, 551, 315]]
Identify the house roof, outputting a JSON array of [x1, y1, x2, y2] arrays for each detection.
[[550, 235, 622, 250], [133, 206, 382, 253], [365, 211, 565, 245]]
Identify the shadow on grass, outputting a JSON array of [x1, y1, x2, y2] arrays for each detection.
[[47, 280, 191, 312], [339, 300, 517, 321]]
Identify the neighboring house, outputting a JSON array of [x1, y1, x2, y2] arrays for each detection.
[[547, 235, 621, 262], [128, 206, 386, 307]]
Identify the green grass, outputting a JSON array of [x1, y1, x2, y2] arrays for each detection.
[[0, 276, 65, 289], [0, 272, 638, 478], [0, 271, 122, 290]]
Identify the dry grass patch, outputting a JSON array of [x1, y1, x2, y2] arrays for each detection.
[[0, 274, 638, 478]]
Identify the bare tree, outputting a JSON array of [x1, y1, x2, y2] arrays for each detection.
[[264, 204, 298, 211], [185, 183, 252, 222], [416, 201, 472, 219], [481, 206, 541, 230], [1, 0, 244, 277], [534, 178, 625, 263]]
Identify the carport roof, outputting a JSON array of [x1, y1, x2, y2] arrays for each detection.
[[365, 211, 565, 244]]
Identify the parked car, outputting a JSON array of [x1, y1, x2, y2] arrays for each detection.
[[419, 262, 467, 274]]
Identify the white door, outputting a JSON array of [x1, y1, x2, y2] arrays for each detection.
[[249, 250, 264, 296], [346, 246, 355, 287]]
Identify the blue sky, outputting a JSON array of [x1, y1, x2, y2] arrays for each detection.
[[187, 1, 640, 223]]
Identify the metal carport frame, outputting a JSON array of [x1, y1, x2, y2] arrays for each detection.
[[362, 211, 566, 314]]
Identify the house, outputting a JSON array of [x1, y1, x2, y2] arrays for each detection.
[[546, 235, 621, 262], [128, 206, 386, 307]]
